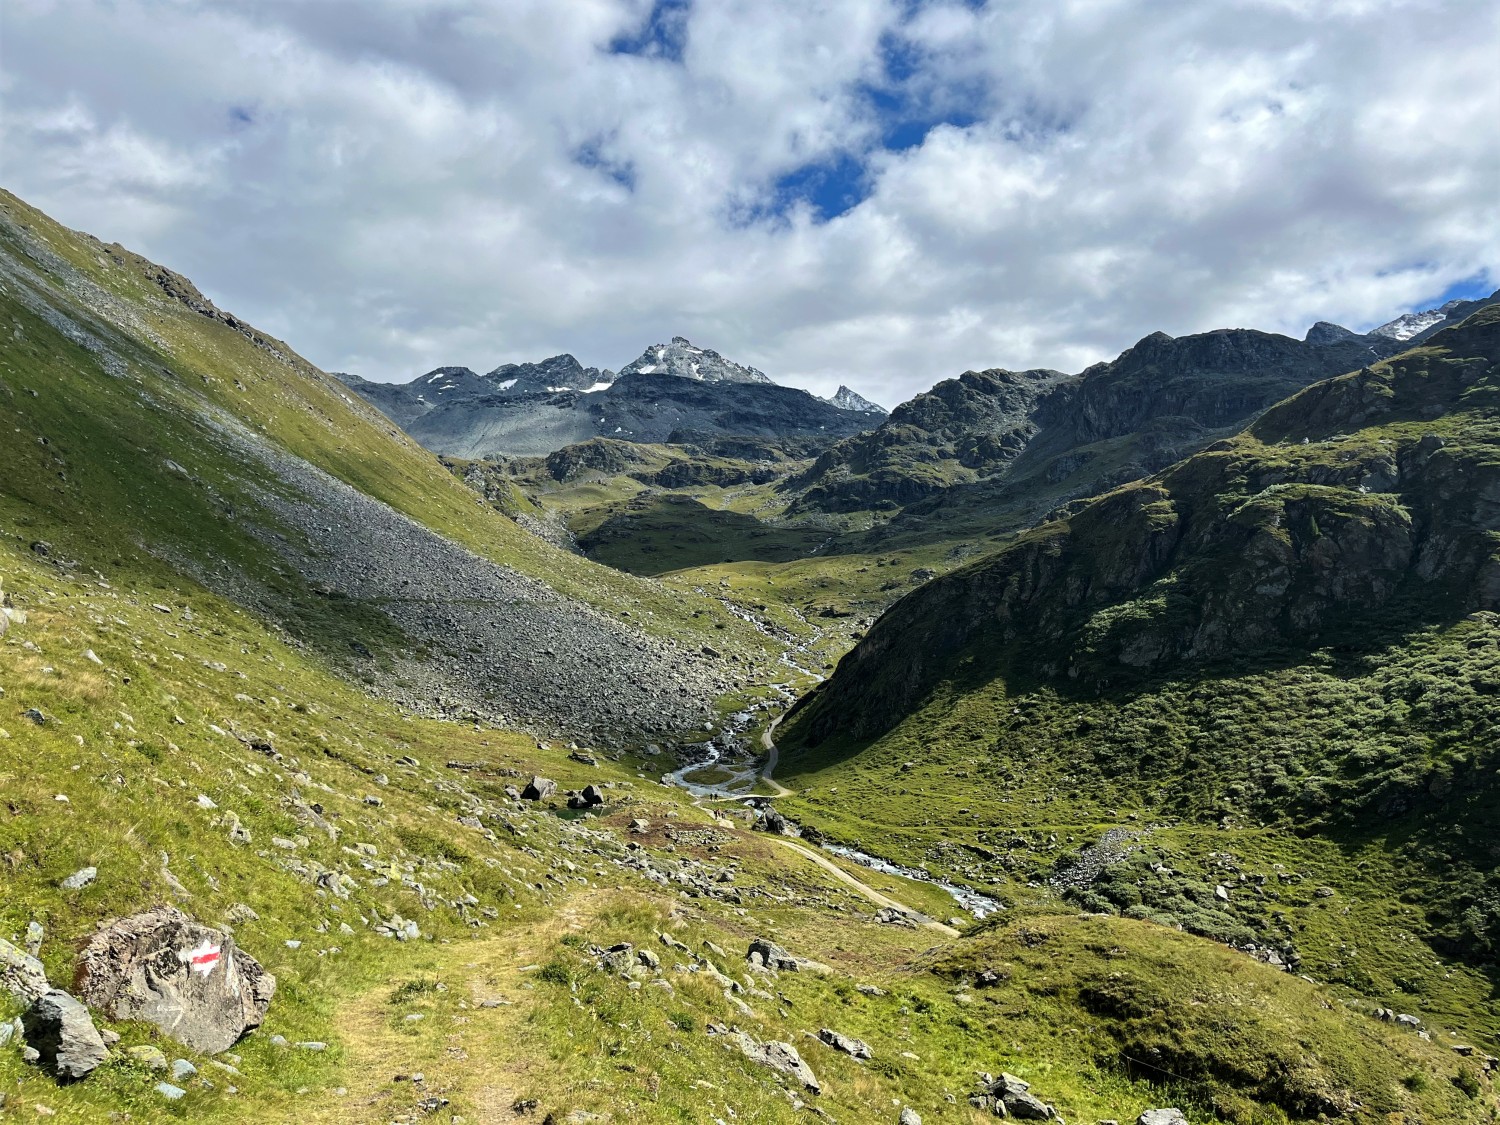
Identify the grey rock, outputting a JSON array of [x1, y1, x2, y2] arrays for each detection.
[[171, 1058, 197, 1080], [521, 777, 557, 801], [60, 866, 97, 890], [1137, 1113, 1187, 1125], [76, 906, 275, 1054], [758, 1039, 820, 1093], [747, 938, 800, 971], [0, 936, 50, 1006], [817, 1028, 872, 1059], [898, 1110, 922, 1125], [24, 921, 44, 958], [22, 989, 109, 1081], [155, 1081, 187, 1100], [1001, 1089, 1053, 1119]]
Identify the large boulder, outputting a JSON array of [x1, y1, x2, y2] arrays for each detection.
[[75, 907, 275, 1054], [746, 938, 800, 971], [521, 776, 557, 801], [0, 936, 50, 1006], [759, 1039, 820, 1093], [22, 989, 108, 1082]]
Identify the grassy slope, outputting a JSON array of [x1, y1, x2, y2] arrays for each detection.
[[775, 313, 1500, 1061], [0, 190, 772, 660], [2, 190, 1492, 1123]]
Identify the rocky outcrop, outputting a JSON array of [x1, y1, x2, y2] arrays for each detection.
[[793, 367, 1067, 512], [0, 936, 50, 1006], [792, 305, 1500, 743], [708, 1023, 820, 1092], [22, 990, 108, 1082], [76, 907, 275, 1054], [788, 309, 1494, 518]]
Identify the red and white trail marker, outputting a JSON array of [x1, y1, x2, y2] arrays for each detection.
[[179, 939, 222, 977]]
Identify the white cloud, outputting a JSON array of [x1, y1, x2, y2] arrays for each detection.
[[0, 0, 1495, 411]]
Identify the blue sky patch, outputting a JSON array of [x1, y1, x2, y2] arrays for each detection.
[[771, 153, 870, 223], [608, 0, 691, 62], [574, 138, 636, 192], [1436, 272, 1496, 305], [864, 31, 984, 152]]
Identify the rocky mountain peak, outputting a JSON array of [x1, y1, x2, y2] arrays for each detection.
[[823, 386, 886, 414], [618, 337, 774, 385], [1304, 320, 1360, 346], [408, 366, 492, 403], [486, 354, 615, 396], [1369, 299, 1467, 341]]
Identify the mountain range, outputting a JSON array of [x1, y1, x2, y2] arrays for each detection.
[[2, 186, 1496, 1124], [337, 335, 886, 459]]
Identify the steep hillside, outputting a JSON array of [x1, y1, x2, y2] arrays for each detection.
[[793, 307, 1500, 736], [0, 190, 775, 740], [2, 189, 1495, 1123], [776, 306, 1500, 1052], [793, 325, 1411, 523]]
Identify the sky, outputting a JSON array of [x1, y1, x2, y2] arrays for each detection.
[[2, 0, 1498, 407]]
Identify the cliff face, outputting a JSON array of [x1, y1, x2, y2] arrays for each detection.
[[789, 319, 1492, 521], [791, 305, 1500, 743], [792, 367, 1069, 511]]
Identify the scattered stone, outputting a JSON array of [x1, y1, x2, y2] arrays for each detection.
[[155, 1081, 187, 1101], [22, 989, 109, 1081], [629, 818, 650, 833], [171, 1058, 197, 1081], [60, 866, 97, 890], [899, 1110, 921, 1125], [569, 750, 599, 766], [22, 708, 47, 725], [873, 906, 915, 927], [711, 1024, 821, 1094], [817, 1028, 872, 1059], [295, 1041, 327, 1051], [1137, 1112, 1187, 1125], [76, 906, 276, 1054], [127, 1045, 169, 1071]]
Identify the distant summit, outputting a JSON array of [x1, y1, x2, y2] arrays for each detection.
[[823, 385, 885, 414], [1369, 299, 1467, 341], [618, 336, 774, 385], [340, 335, 883, 458], [486, 354, 614, 397]]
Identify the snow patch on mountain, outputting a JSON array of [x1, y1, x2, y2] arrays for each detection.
[[618, 336, 774, 385], [1369, 300, 1465, 341], [823, 385, 886, 414]]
